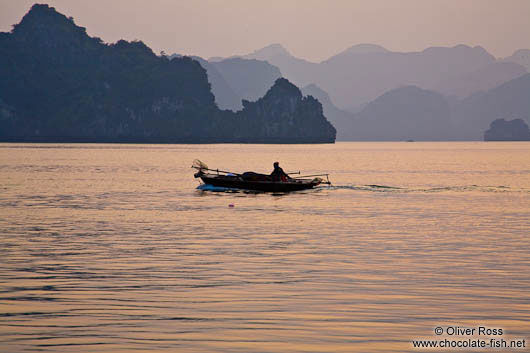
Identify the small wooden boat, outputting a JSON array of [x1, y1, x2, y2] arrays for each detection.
[[192, 160, 329, 192]]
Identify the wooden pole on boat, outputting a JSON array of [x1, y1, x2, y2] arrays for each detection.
[[291, 173, 329, 179], [191, 165, 242, 176]]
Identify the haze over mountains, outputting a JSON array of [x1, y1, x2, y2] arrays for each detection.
[[206, 42, 529, 140], [452, 73, 530, 139], [169, 54, 281, 111], [504, 49, 530, 71], [238, 43, 527, 109], [208, 58, 281, 110]]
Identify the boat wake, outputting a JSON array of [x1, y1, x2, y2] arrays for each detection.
[[331, 184, 528, 193]]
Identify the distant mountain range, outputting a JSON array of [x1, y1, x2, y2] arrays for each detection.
[[433, 61, 526, 99], [238, 43, 527, 110], [299, 74, 530, 141], [212, 43, 529, 141], [169, 54, 282, 111], [452, 73, 530, 139], [242, 44, 318, 91], [503, 49, 530, 71], [208, 57, 281, 110]]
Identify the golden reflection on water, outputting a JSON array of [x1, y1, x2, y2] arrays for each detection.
[[0, 142, 529, 352]]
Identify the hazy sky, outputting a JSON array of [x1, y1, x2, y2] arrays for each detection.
[[1, 0, 529, 61]]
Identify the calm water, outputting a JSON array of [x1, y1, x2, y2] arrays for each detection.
[[0, 142, 529, 352]]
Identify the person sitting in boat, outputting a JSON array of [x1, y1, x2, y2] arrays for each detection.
[[270, 162, 290, 182]]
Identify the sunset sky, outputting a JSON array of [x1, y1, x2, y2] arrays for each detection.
[[1, 0, 529, 61]]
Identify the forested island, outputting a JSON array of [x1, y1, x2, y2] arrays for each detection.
[[0, 5, 335, 143], [484, 118, 530, 141]]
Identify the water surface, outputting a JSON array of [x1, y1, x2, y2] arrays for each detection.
[[1, 142, 529, 352]]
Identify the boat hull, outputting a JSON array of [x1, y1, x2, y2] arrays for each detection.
[[198, 174, 319, 192]]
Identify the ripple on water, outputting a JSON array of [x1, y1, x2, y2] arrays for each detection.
[[0, 142, 529, 352]]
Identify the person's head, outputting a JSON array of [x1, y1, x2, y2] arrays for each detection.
[[273, 162, 279, 168]]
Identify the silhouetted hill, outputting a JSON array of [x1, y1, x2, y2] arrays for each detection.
[[352, 86, 453, 141], [0, 5, 335, 143], [484, 118, 530, 141], [301, 84, 357, 140], [0, 5, 217, 142], [452, 73, 530, 139], [503, 49, 530, 71], [235, 78, 336, 143], [209, 57, 282, 108]]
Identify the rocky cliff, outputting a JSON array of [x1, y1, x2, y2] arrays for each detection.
[[301, 84, 357, 140], [235, 78, 336, 143]]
